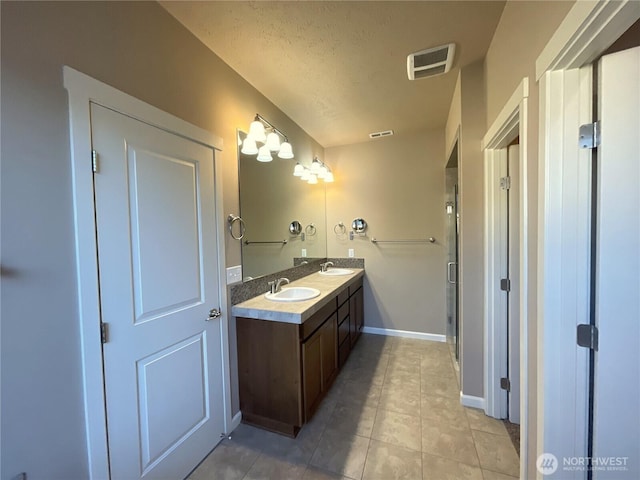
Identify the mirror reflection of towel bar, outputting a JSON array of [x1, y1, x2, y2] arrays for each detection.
[[371, 237, 436, 244], [244, 239, 288, 245]]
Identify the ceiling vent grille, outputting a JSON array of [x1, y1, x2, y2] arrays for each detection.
[[407, 43, 455, 80], [369, 130, 394, 139]]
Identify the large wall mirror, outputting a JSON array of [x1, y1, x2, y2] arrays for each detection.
[[238, 130, 327, 280]]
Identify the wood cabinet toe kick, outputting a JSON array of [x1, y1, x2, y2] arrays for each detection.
[[235, 276, 364, 437]]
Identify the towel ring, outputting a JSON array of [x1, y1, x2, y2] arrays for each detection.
[[305, 223, 317, 236], [334, 222, 347, 236], [227, 214, 246, 240]]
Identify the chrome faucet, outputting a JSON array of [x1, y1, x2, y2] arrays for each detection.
[[320, 261, 334, 272], [268, 277, 290, 294]]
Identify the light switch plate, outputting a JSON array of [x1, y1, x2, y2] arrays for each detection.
[[302, 249, 307, 257], [348, 248, 355, 258], [226, 265, 242, 285]]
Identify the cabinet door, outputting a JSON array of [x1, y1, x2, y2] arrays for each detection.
[[350, 287, 364, 346], [321, 314, 338, 388], [302, 332, 323, 421]]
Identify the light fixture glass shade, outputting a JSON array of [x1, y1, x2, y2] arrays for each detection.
[[256, 145, 273, 162], [249, 120, 266, 143], [293, 162, 304, 177], [307, 173, 318, 184], [318, 164, 328, 178], [324, 171, 334, 183], [277, 142, 294, 159], [300, 168, 311, 180], [310, 157, 322, 173], [241, 136, 259, 155], [266, 132, 281, 151]]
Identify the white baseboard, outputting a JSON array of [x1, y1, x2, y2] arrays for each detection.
[[361, 326, 446, 343], [460, 392, 485, 410], [229, 410, 242, 433]]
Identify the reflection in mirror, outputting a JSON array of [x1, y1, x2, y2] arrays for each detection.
[[238, 130, 327, 280], [289, 220, 302, 235]]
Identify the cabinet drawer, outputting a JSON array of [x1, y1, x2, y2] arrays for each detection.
[[301, 298, 336, 341], [338, 315, 349, 345], [338, 301, 349, 323], [349, 278, 363, 296], [337, 287, 349, 307]]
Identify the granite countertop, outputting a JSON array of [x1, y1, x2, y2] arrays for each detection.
[[231, 268, 364, 324]]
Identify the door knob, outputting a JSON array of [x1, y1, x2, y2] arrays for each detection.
[[207, 308, 222, 321]]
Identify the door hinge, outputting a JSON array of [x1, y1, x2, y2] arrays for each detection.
[[500, 377, 511, 392], [500, 176, 511, 190], [100, 322, 109, 344], [579, 121, 601, 149], [91, 150, 99, 173], [577, 324, 598, 350], [500, 278, 511, 292]]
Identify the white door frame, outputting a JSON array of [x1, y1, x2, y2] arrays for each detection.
[[482, 79, 529, 479], [63, 67, 231, 480], [536, 1, 640, 478]]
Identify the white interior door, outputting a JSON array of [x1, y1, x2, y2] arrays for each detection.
[[507, 144, 520, 425], [593, 46, 640, 478], [91, 103, 225, 479]]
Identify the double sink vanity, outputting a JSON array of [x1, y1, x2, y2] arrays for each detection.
[[231, 267, 364, 437]]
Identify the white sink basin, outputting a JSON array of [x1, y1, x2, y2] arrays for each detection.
[[319, 268, 354, 276], [265, 287, 321, 302]]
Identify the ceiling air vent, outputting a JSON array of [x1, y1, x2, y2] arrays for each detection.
[[407, 43, 455, 80], [369, 130, 394, 139]]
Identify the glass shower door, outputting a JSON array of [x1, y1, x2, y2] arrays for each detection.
[[446, 182, 460, 361]]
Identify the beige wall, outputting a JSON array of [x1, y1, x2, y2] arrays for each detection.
[[445, 72, 462, 157], [325, 130, 447, 336], [0, 2, 322, 478], [448, 60, 487, 399], [483, 1, 575, 477], [485, 1, 576, 128]]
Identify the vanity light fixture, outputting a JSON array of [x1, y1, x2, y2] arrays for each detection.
[[324, 167, 334, 183], [249, 117, 266, 143], [310, 156, 322, 173], [243, 113, 295, 161], [294, 157, 335, 183], [256, 144, 273, 162], [293, 162, 305, 177], [241, 136, 259, 155]]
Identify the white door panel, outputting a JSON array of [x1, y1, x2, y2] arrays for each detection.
[[593, 46, 640, 478], [129, 149, 203, 322], [91, 103, 224, 479]]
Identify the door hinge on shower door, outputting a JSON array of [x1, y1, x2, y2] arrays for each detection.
[[500, 176, 511, 190], [500, 278, 511, 292]]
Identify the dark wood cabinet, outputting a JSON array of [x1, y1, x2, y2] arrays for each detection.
[[350, 284, 364, 346], [236, 275, 364, 437], [303, 312, 337, 420], [236, 318, 303, 436]]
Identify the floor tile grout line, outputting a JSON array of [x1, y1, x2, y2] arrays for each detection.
[[421, 448, 485, 469]]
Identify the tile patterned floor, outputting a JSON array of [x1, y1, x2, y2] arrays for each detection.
[[189, 334, 520, 480]]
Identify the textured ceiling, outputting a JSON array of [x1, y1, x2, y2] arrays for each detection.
[[161, 1, 506, 147]]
